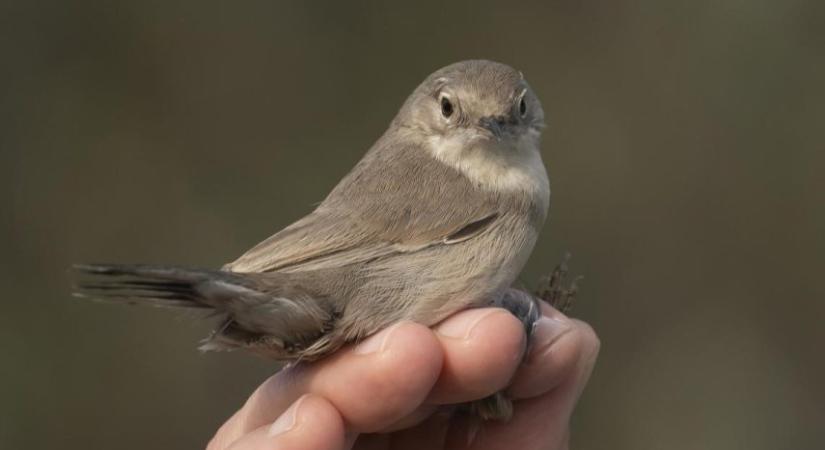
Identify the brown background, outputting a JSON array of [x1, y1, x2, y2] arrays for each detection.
[[2, 1, 823, 449]]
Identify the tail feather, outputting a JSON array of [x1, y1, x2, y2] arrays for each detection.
[[71, 263, 245, 309], [70, 263, 340, 360]]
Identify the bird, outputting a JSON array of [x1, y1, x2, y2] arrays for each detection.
[[73, 59, 552, 420]]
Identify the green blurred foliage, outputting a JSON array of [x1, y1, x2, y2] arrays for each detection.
[[2, 1, 823, 448]]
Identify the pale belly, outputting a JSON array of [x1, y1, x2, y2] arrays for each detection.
[[339, 212, 540, 334], [410, 216, 539, 325]]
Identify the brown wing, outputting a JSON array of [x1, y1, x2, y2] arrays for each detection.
[[224, 138, 501, 273]]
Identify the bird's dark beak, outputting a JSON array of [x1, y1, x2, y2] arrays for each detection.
[[478, 116, 508, 140]]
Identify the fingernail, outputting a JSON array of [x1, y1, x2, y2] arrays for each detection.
[[527, 317, 573, 363], [268, 395, 306, 437], [354, 322, 404, 355], [436, 309, 508, 340]]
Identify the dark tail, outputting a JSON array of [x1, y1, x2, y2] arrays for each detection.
[[71, 263, 339, 359], [71, 263, 256, 309]]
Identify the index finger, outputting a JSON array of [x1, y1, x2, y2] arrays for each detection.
[[213, 321, 444, 442]]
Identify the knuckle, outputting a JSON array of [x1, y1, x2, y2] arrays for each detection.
[[572, 320, 601, 355]]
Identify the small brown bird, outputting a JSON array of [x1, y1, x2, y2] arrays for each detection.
[[74, 60, 570, 420]]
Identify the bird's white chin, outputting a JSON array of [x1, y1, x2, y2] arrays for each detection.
[[427, 129, 550, 202]]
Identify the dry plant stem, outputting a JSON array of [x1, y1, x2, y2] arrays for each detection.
[[536, 253, 582, 314]]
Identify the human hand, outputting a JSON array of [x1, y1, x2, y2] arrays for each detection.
[[207, 302, 599, 450]]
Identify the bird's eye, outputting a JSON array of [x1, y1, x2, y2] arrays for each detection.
[[519, 97, 528, 118], [441, 97, 454, 118]]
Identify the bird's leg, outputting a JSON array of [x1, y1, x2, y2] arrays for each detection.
[[465, 289, 540, 422], [465, 254, 583, 422]]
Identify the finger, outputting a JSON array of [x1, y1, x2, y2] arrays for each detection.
[[427, 307, 527, 404], [453, 392, 576, 450], [221, 321, 443, 439], [507, 304, 595, 400], [363, 307, 527, 432], [445, 317, 600, 450], [379, 409, 454, 450], [377, 404, 440, 433], [222, 394, 347, 450]]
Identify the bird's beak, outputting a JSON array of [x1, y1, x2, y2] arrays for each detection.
[[478, 116, 508, 140]]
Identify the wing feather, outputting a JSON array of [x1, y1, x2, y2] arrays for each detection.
[[224, 138, 500, 273]]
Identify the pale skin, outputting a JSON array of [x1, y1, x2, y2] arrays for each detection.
[[207, 303, 599, 450]]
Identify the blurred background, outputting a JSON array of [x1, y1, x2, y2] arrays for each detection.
[[2, 1, 823, 449]]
